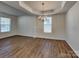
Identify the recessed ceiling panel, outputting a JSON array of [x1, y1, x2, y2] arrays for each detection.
[[24, 1, 62, 12]]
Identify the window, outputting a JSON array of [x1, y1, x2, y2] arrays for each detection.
[[0, 17, 11, 32], [44, 16, 52, 33]]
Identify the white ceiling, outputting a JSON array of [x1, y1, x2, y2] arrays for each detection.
[[1, 1, 77, 16], [24, 1, 62, 12], [0, 2, 27, 16]]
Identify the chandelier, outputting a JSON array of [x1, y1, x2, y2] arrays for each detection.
[[38, 2, 47, 21]]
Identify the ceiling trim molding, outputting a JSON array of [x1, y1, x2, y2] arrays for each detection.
[[1, 1, 76, 16], [19, 1, 67, 15]]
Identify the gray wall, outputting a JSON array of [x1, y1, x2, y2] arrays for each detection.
[[18, 14, 66, 40], [36, 14, 66, 40], [0, 1, 22, 39], [17, 16, 36, 37], [0, 13, 17, 39], [66, 2, 79, 56]]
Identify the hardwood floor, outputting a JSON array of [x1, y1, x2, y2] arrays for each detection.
[[0, 35, 78, 58]]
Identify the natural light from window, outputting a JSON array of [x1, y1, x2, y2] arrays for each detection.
[[0, 17, 11, 32], [44, 16, 52, 33]]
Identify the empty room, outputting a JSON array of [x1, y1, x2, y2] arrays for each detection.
[[0, 1, 79, 58]]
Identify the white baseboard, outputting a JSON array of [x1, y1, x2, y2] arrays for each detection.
[[66, 41, 79, 57], [18, 34, 65, 40], [0, 34, 15, 39], [35, 35, 65, 40]]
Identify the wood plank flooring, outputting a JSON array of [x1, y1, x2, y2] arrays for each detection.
[[0, 35, 78, 58]]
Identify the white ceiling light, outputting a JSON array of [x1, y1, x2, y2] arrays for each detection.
[[37, 2, 48, 21]]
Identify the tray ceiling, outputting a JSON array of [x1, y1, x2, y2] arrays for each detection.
[[2, 1, 77, 16]]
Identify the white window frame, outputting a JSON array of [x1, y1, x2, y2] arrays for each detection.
[[0, 17, 11, 33], [44, 16, 52, 33]]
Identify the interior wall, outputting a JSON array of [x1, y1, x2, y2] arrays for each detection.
[[36, 14, 66, 40], [0, 14, 17, 39], [66, 2, 79, 56], [17, 16, 36, 37], [18, 14, 66, 40]]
